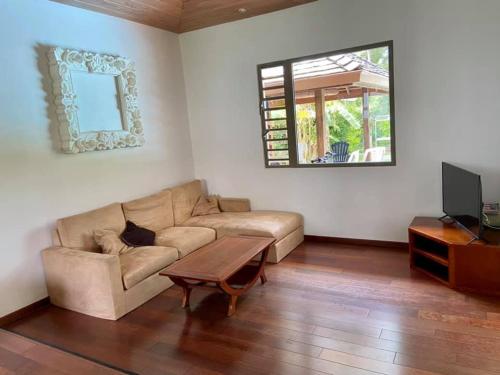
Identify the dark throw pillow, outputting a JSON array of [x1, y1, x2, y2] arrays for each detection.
[[121, 220, 156, 247]]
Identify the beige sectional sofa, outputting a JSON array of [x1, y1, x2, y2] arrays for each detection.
[[42, 180, 303, 320]]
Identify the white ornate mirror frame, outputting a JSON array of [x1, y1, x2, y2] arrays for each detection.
[[48, 47, 145, 153]]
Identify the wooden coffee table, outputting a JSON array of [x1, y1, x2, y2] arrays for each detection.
[[160, 235, 274, 316]]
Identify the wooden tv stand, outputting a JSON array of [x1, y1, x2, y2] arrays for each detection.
[[409, 217, 500, 296]]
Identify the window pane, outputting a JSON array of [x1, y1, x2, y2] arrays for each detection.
[[262, 77, 284, 88], [292, 44, 393, 165], [261, 66, 283, 78], [267, 140, 288, 150], [265, 119, 287, 130], [268, 150, 289, 160], [269, 160, 289, 167], [263, 86, 285, 99], [265, 129, 288, 140], [264, 109, 286, 120], [263, 98, 286, 108]]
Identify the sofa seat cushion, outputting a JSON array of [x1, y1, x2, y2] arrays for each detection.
[[155, 227, 216, 258], [120, 246, 178, 290], [181, 211, 303, 241]]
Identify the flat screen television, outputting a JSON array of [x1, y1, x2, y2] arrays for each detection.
[[442, 162, 483, 239]]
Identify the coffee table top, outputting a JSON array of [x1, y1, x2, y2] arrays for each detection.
[[160, 235, 274, 282]]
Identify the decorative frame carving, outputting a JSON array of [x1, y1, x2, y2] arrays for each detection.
[[48, 47, 145, 153]]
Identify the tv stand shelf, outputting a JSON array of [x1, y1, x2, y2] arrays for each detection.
[[409, 217, 500, 296]]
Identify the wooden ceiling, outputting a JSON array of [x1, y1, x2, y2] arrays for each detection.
[[50, 0, 317, 33]]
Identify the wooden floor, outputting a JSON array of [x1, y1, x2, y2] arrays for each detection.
[[0, 329, 124, 374], [5, 241, 500, 375]]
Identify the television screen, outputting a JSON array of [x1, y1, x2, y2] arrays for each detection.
[[442, 162, 483, 238]]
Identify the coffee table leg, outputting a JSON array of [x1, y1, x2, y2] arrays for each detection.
[[218, 246, 271, 317], [170, 277, 192, 309], [182, 286, 192, 308], [260, 271, 267, 285], [259, 247, 269, 284], [228, 295, 238, 317]]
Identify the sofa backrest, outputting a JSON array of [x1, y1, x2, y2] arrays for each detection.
[[56, 203, 126, 252], [54, 180, 204, 249], [122, 190, 174, 232], [170, 180, 202, 225]]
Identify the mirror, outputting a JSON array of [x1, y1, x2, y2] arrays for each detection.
[[48, 47, 145, 153], [71, 71, 124, 133]]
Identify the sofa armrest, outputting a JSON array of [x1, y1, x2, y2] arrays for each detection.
[[42, 247, 125, 319], [218, 197, 251, 212]]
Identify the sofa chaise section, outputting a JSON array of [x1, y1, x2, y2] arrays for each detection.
[[182, 211, 304, 263], [172, 180, 304, 263]]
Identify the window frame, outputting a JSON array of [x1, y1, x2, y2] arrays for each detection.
[[257, 40, 396, 168]]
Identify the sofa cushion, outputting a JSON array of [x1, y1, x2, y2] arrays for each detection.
[[156, 226, 216, 258], [218, 198, 251, 212], [57, 203, 126, 252], [120, 246, 178, 290], [122, 190, 174, 231], [94, 229, 132, 255], [192, 195, 220, 217], [121, 221, 155, 247], [170, 180, 203, 225], [181, 211, 303, 241]]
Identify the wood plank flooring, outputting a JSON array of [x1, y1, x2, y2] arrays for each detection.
[[4, 241, 500, 374], [0, 329, 125, 374]]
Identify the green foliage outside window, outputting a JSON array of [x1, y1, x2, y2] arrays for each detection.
[[326, 98, 363, 154], [295, 103, 318, 163]]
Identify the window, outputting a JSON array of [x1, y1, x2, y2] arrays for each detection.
[[257, 41, 395, 168]]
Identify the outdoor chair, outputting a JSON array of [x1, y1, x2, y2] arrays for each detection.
[[363, 147, 385, 162], [347, 150, 360, 163], [331, 142, 350, 162]]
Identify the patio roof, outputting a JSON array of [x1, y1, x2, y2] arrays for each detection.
[[262, 53, 389, 103], [293, 53, 390, 103], [293, 53, 389, 79]]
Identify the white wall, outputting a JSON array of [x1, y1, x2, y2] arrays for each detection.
[[3, 0, 500, 317], [180, 0, 500, 242], [0, 0, 194, 317]]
